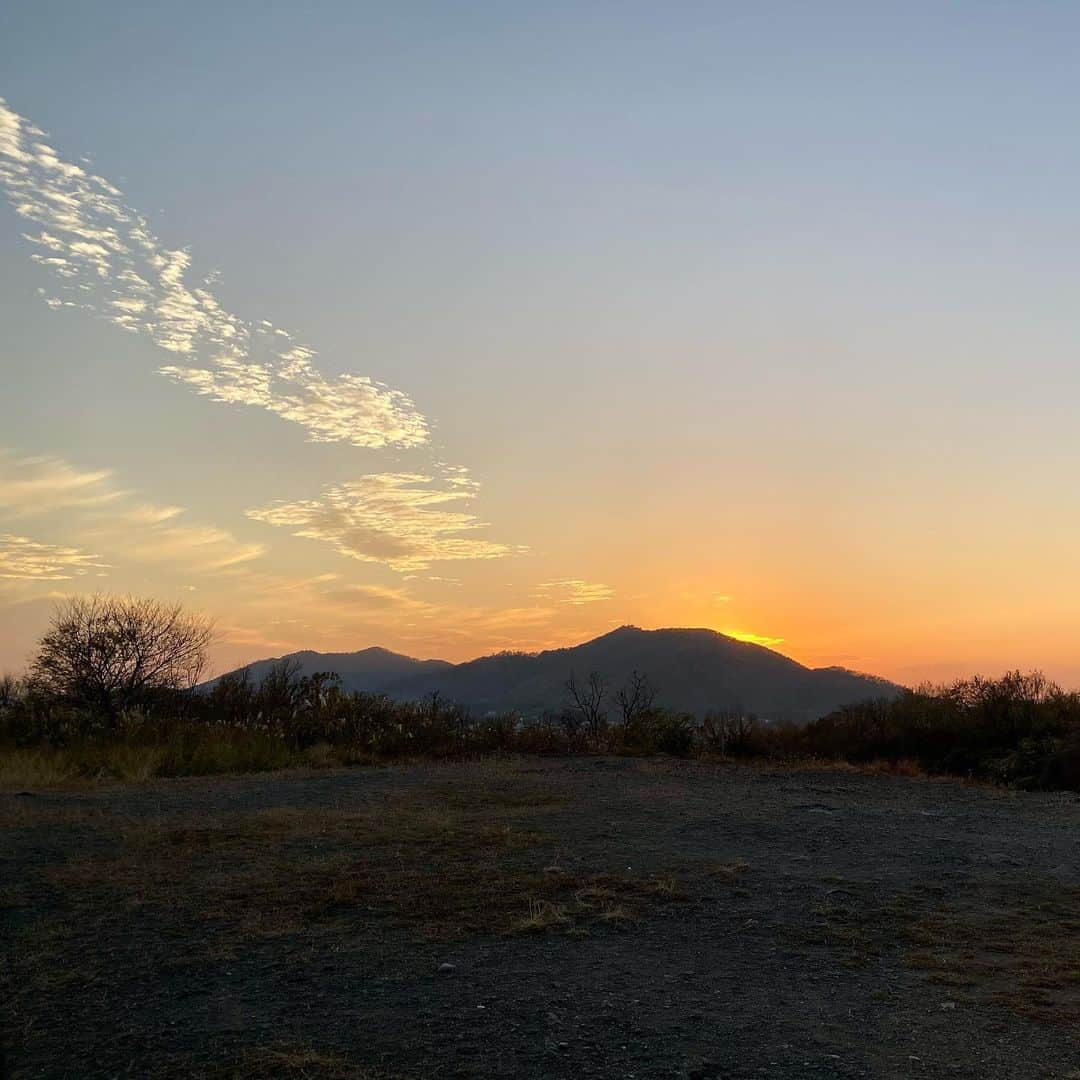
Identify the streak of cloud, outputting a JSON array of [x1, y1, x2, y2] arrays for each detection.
[[0, 452, 263, 579], [723, 629, 785, 647], [0, 533, 108, 580], [0, 451, 126, 515], [0, 99, 428, 449], [246, 472, 524, 572], [532, 579, 615, 605]]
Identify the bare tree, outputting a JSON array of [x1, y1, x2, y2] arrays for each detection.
[[615, 669, 657, 726], [564, 670, 608, 736], [701, 707, 758, 756], [29, 595, 216, 719], [0, 673, 21, 710]]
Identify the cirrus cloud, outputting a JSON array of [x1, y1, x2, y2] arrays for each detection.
[[246, 472, 525, 572], [0, 99, 428, 449], [723, 629, 785, 647], [0, 533, 108, 581], [0, 451, 127, 515], [0, 451, 264, 580], [532, 579, 615, 605]]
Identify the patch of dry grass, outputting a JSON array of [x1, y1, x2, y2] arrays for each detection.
[[795, 874, 1080, 1023], [512, 872, 684, 934], [0, 736, 368, 791], [707, 860, 750, 882], [43, 786, 561, 944], [518, 897, 573, 931], [796, 882, 913, 967], [0, 770, 694, 1073], [0, 744, 164, 790], [3, 772, 696, 1055], [155, 1044, 413, 1079], [226, 1044, 410, 1079], [14, 773, 687, 964], [904, 880, 1080, 1023], [760, 757, 930, 780]]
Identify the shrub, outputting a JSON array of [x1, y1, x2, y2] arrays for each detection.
[[619, 708, 695, 757], [6, 644, 1080, 793], [790, 672, 1080, 790]]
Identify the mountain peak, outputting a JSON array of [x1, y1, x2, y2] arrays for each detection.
[[207, 628, 899, 724]]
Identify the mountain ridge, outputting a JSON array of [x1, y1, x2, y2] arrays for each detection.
[[208, 626, 900, 724]]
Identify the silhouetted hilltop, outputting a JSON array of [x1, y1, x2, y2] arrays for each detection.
[[206, 646, 452, 695], [211, 627, 898, 724]]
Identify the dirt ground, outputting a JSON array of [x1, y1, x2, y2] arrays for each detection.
[[2, 757, 1078, 1079]]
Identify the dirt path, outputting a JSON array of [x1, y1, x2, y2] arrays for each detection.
[[2, 757, 1077, 1079]]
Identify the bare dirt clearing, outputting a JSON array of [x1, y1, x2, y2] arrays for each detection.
[[2, 757, 1077, 1079]]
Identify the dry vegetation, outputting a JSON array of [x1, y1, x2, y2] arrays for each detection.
[[3, 771, 688, 992], [905, 879, 1080, 1023], [4, 594, 1080, 795], [4, 756, 1077, 1078], [792, 875, 1080, 1025], [119, 1043, 417, 1080], [205, 1045, 413, 1080], [1, 766, 696, 1072]]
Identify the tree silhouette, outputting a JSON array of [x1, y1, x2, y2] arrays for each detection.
[[564, 670, 608, 736], [29, 595, 215, 721], [615, 669, 657, 726]]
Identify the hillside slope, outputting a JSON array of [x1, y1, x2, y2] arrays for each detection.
[[384, 626, 896, 722], [211, 627, 897, 723], [207, 647, 452, 695]]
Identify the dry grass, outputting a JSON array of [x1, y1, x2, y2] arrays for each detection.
[[42, 787, 562, 944], [904, 880, 1080, 1023], [518, 897, 572, 931], [796, 882, 911, 967], [232, 1045, 409, 1079], [794, 874, 1080, 1023], [707, 860, 750, 882], [9, 772, 688, 982], [0, 737, 358, 792], [761, 757, 930, 779], [190, 1044, 413, 1079], [512, 872, 684, 933], [0, 773, 691, 1067], [3, 770, 698, 1054], [0, 744, 164, 790], [1, 768, 694, 1068]]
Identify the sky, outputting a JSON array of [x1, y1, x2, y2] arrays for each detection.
[[3, 2, 1080, 685]]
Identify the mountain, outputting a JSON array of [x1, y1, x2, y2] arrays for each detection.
[[205, 646, 453, 695], [210, 627, 899, 724], [386, 626, 896, 723]]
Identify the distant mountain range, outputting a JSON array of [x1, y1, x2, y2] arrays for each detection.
[[208, 626, 900, 724]]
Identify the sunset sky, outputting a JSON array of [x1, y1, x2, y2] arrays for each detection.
[[4, 3, 1080, 685]]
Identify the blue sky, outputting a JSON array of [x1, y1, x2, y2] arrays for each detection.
[[3, 3, 1080, 681]]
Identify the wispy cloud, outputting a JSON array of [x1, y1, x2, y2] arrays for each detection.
[[533, 579, 615, 605], [115, 522, 264, 573], [0, 452, 263, 579], [246, 471, 523, 572], [0, 451, 127, 515], [0, 533, 108, 580], [0, 99, 428, 449], [122, 504, 185, 525], [318, 582, 434, 611], [723, 629, 784, 648]]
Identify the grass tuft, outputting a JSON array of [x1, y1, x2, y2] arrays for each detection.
[[209, 1044, 411, 1079], [707, 860, 750, 882]]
